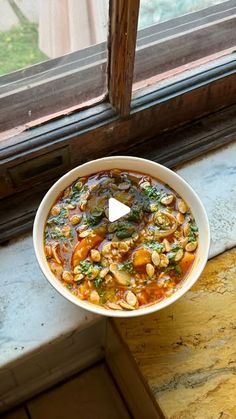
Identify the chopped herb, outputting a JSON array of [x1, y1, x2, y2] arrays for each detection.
[[172, 243, 181, 251], [50, 230, 65, 240], [164, 265, 175, 273], [119, 260, 135, 274], [145, 242, 164, 252], [167, 252, 175, 260], [86, 207, 104, 226], [79, 260, 94, 277], [108, 222, 119, 233], [188, 223, 198, 242], [47, 208, 68, 226], [175, 265, 182, 275], [85, 216, 102, 226], [127, 207, 142, 222], [94, 277, 103, 288], [85, 216, 97, 226], [167, 244, 182, 259], [116, 229, 133, 239], [95, 262, 103, 269], [46, 227, 69, 241], [85, 216, 100, 226], [59, 208, 67, 217], [115, 222, 135, 239], [69, 188, 81, 201], [66, 284, 73, 289], [142, 199, 152, 212], [142, 185, 161, 201], [97, 288, 107, 303]]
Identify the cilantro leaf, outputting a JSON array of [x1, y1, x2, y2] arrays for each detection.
[[190, 224, 198, 232], [94, 277, 103, 288], [79, 260, 94, 277], [119, 261, 135, 274], [145, 242, 164, 252], [175, 265, 182, 275]]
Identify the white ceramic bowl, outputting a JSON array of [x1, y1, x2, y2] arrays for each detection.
[[33, 156, 210, 317]]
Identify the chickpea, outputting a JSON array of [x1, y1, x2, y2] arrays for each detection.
[[163, 239, 171, 252], [90, 249, 101, 262], [184, 223, 191, 236], [107, 302, 122, 310], [100, 267, 109, 278], [178, 200, 188, 214], [62, 271, 74, 283], [151, 251, 160, 267], [146, 263, 155, 277], [174, 249, 184, 262], [79, 230, 90, 238], [176, 212, 185, 224], [140, 181, 151, 189], [102, 243, 112, 255], [159, 254, 169, 268], [179, 237, 188, 248], [126, 291, 137, 307], [185, 241, 198, 252], [73, 266, 82, 274], [74, 274, 84, 282], [45, 245, 52, 258], [118, 182, 130, 190], [61, 225, 71, 237], [51, 205, 60, 216], [79, 200, 87, 211], [66, 203, 76, 210], [161, 195, 174, 205], [49, 261, 63, 278], [70, 215, 81, 225]]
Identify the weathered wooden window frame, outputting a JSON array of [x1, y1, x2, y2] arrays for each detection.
[[0, 0, 236, 242], [1, 0, 235, 131]]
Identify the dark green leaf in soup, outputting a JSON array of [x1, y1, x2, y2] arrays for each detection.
[[86, 206, 104, 226], [127, 206, 143, 222]]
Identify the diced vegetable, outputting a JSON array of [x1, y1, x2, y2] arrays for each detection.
[[109, 263, 131, 285], [133, 248, 151, 267], [180, 251, 195, 273], [71, 233, 103, 268]]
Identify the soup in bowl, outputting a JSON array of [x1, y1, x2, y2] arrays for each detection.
[[33, 157, 210, 317]]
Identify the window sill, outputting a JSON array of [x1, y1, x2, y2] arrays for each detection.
[[1, 141, 235, 412]]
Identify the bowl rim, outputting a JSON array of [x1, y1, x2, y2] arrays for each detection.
[[33, 155, 210, 317]]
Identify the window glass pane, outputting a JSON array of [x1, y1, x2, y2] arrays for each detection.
[[0, 0, 108, 136], [138, 0, 229, 29], [133, 0, 235, 92]]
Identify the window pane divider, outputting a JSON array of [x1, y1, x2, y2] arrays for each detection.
[[108, 0, 140, 116]]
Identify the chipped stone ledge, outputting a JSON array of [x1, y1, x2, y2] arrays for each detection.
[[1, 142, 236, 414]]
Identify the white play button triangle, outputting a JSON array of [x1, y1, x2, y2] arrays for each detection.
[[108, 198, 130, 222]]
